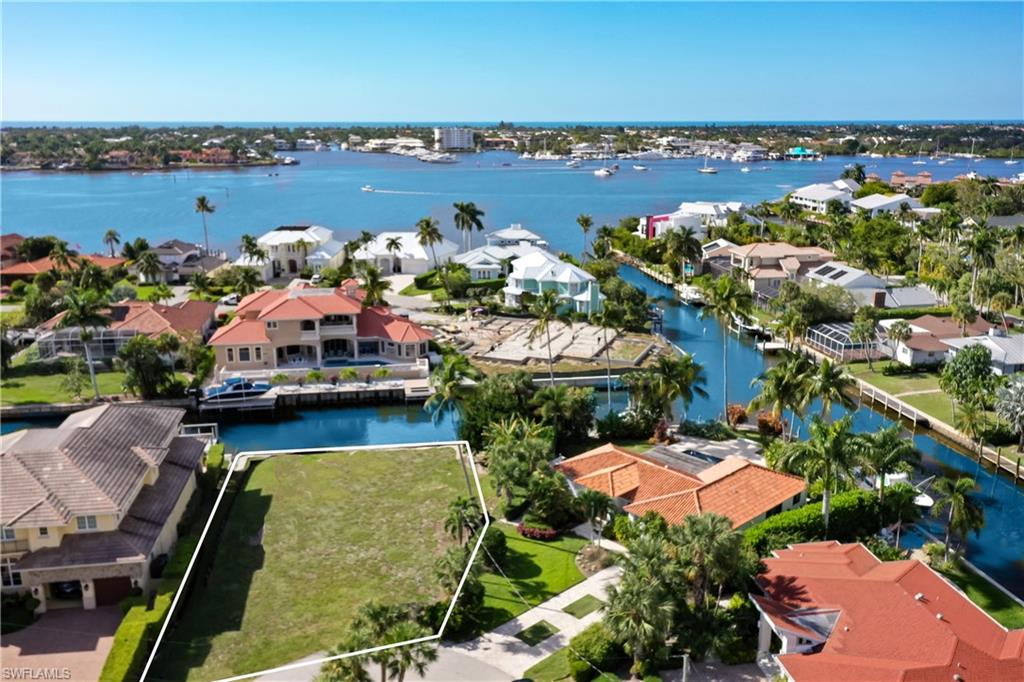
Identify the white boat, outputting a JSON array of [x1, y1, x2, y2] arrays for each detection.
[[280, 156, 299, 165], [566, 159, 582, 168], [697, 153, 718, 174], [361, 185, 374, 192], [678, 285, 705, 305], [201, 377, 274, 407], [1006, 148, 1019, 166], [912, 144, 927, 165], [633, 164, 648, 171], [594, 167, 614, 178], [740, 166, 751, 173]]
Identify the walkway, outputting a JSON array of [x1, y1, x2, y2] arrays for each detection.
[[0, 606, 122, 682], [893, 388, 943, 398], [448, 565, 622, 678]]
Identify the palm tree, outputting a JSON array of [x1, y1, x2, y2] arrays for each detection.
[[453, 202, 485, 252], [886, 319, 913, 367], [779, 199, 801, 225], [859, 425, 920, 503], [577, 213, 593, 260], [851, 306, 879, 370], [234, 267, 263, 296], [136, 250, 162, 284], [154, 332, 181, 383], [700, 274, 754, 418], [444, 496, 481, 545], [194, 195, 216, 254], [960, 224, 998, 305], [650, 353, 708, 422], [528, 289, 566, 383], [188, 271, 211, 298], [424, 353, 481, 425], [670, 512, 743, 610], [532, 383, 574, 449], [931, 476, 984, 562], [416, 217, 448, 304], [56, 289, 110, 400], [950, 295, 978, 336], [954, 399, 988, 459], [603, 570, 675, 678], [49, 241, 76, 275], [240, 234, 268, 264], [887, 482, 920, 548], [590, 302, 623, 412], [806, 357, 856, 419], [996, 375, 1024, 451], [120, 237, 150, 262], [385, 623, 438, 682], [358, 263, 392, 307], [775, 308, 808, 350], [576, 488, 615, 547], [748, 351, 813, 440], [780, 415, 862, 533], [103, 229, 121, 258], [148, 283, 174, 303], [385, 235, 403, 261], [990, 291, 1013, 332], [660, 227, 702, 281]]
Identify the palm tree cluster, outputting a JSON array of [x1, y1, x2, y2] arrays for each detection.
[[318, 601, 437, 682], [699, 274, 754, 417], [622, 353, 708, 426], [748, 351, 855, 439]]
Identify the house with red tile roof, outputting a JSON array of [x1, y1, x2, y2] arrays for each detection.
[[0, 233, 25, 267], [554, 443, 806, 529], [208, 284, 432, 373], [0, 253, 126, 284], [752, 541, 1024, 681], [34, 299, 217, 360], [714, 242, 834, 297]]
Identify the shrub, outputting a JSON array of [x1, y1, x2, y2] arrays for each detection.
[[744, 489, 891, 556], [567, 623, 624, 682], [517, 521, 558, 541], [726, 403, 748, 426], [480, 525, 508, 568], [677, 420, 735, 441], [756, 411, 784, 437], [111, 283, 138, 301], [596, 410, 656, 441], [9, 280, 27, 297], [413, 270, 439, 289]]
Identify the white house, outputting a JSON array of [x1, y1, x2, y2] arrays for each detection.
[[790, 180, 855, 214], [638, 201, 745, 239], [352, 231, 458, 275], [503, 250, 602, 315], [455, 225, 550, 282], [234, 224, 345, 280], [850, 193, 922, 218], [484, 224, 548, 249], [943, 330, 1024, 375]]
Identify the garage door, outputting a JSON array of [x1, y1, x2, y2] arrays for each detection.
[[94, 577, 133, 606]]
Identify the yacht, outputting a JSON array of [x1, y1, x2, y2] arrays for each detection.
[[633, 164, 649, 171], [594, 167, 615, 178], [739, 166, 751, 173], [280, 156, 299, 165], [566, 159, 582, 168], [697, 154, 718, 174], [201, 377, 273, 406], [361, 185, 374, 192]]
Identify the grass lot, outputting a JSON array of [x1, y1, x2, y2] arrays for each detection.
[[563, 594, 603, 619], [478, 525, 588, 632], [939, 561, 1024, 629], [114, 279, 159, 301], [398, 281, 439, 297], [0, 308, 26, 328], [0, 366, 126, 405], [515, 620, 560, 646], [524, 648, 573, 682], [151, 447, 469, 682], [844, 362, 942, 396]]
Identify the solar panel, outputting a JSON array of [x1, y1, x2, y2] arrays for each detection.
[[829, 270, 846, 280], [816, 265, 836, 276]]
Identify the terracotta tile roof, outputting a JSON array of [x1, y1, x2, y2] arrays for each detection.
[[236, 287, 362, 320], [911, 314, 992, 339], [39, 300, 215, 339], [731, 242, 834, 260], [755, 541, 1024, 682], [1, 253, 125, 277], [556, 443, 804, 528], [357, 307, 433, 342], [208, 318, 270, 345]]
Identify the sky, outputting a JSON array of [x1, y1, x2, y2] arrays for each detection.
[[2, 2, 1022, 123]]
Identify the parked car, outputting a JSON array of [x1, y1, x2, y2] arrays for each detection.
[[219, 292, 241, 306], [310, 273, 322, 284], [51, 580, 82, 600]]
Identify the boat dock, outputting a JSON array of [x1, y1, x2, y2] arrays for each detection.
[[198, 380, 432, 412]]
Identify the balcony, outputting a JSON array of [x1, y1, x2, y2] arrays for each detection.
[[1, 539, 29, 556], [299, 329, 320, 343], [319, 322, 356, 337]]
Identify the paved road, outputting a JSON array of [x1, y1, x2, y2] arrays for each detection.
[[254, 647, 507, 682], [0, 606, 122, 682]]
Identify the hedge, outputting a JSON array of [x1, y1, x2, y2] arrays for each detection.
[[743, 489, 892, 557], [99, 535, 201, 682], [566, 623, 626, 682]]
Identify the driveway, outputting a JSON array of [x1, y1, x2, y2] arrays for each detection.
[[0, 606, 122, 682]]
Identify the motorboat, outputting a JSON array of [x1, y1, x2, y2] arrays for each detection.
[[201, 376, 273, 405], [594, 167, 615, 178], [740, 166, 751, 173], [1006, 148, 1019, 166], [633, 164, 649, 171], [361, 185, 374, 192], [566, 159, 582, 168], [678, 285, 705, 306]]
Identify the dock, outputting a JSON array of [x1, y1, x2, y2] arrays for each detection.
[[198, 380, 431, 412]]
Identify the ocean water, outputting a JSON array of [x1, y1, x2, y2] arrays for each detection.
[[1, 150, 1014, 256]]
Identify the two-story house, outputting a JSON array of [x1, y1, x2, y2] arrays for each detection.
[[0, 405, 206, 612], [454, 224, 549, 281], [502, 250, 603, 315], [134, 239, 228, 284], [208, 284, 433, 373], [235, 225, 346, 280], [352, 231, 458, 275], [726, 242, 834, 296]]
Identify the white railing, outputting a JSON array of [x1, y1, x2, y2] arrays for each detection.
[[179, 422, 220, 442]]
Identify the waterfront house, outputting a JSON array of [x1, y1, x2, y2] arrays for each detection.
[[880, 314, 993, 368], [234, 224, 346, 280], [0, 253, 126, 285], [850, 193, 922, 218], [724, 242, 834, 296], [790, 180, 856, 214], [638, 201, 745, 239], [502, 250, 602, 315], [133, 239, 226, 284], [889, 170, 934, 189], [102, 150, 136, 167], [207, 284, 432, 373], [806, 262, 937, 309], [454, 224, 550, 281], [1, 233, 25, 268], [751, 541, 1024, 681], [943, 329, 1024, 375], [555, 443, 806, 530], [0, 405, 206, 612], [352, 231, 458, 276], [35, 299, 217, 361]]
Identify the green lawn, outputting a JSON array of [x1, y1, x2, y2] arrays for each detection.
[[114, 279, 158, 301], [524, 648, 572, 682], [398, 281, 439, 297], [0, 366, 126, 405], [478, 525, 588, 631], [844, 363, 942, 396], [563, 594, 604, 619], [0, 308, 26, 328], [516, 620, 560, 646], [940, 561, 1024, 629], [150, 447, 469, 682]]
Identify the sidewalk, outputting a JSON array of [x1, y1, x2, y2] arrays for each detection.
[[447, 565, 622, 678]]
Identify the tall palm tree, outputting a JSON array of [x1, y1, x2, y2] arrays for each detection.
[[49, 241, 76, 275], [954, 399, 988, 459], [650, 353, 708, 422], [154, 332, 181, 383], [779, 199, 801, 225], [385, 623, 438, 682], [603, 570, 675, 678], [416, 217, 448, 305], [660, 227, 702, 281], [443, 496, 481, 545], [748, 351, 813, 440], [234, 266, 263, 296], [700, 275, 754, 418], [931, 476, 984, 562], [576, 488, 614, 548], [532, 383, 574, 449], [136, 250, 162, 284], [528, 289, 565, 383], [424, 353, 481, 425], [188, 271, 211, 298], [775, 308, 808, 350], [453, 202, 485, 252], [670, 512, 743, 610], [56, 289, 110, 400], [859, 425, 920, 503], [780, 415, 862, 533], [590, 302, 623, 412], [887, 482, 920, 548], [240, 233, 268, 264], [576, 213, 593, 260], [886, 319, 913, 366], [950, 295, 978, 336], [103, 229, 121, 258], [194, 195, 216, 254], [385, 235, 403, 260], [806, 357, 856, 419], [960, 224, 998, 305], [358, 262, 392, 307]]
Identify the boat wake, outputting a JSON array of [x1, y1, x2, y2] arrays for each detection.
[[368, 189, 443, 196]]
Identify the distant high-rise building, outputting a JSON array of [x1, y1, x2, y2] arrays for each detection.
[[433, 127, 475, 151]]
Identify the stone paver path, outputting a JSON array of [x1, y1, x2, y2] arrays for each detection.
[[448, 565, 622, 678], [894, 388, 943, 398]]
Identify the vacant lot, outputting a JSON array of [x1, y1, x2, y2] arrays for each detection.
[[0, 365, 126, 405], [151, 446, 471, 681]]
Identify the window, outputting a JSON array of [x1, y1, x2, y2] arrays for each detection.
[[239, 347, 251, 362], [266, 321, 278, 330], [227, 348, 235, 363], [38, 527, 48, 537], [255, 347, 263, 362], [0, 526, 14, 541], [791, 493, 802, 506], [1, 559, 21, 587], [76, 516, 98, 531]]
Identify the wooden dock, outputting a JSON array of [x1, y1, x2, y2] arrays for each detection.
[[197, 381, 432, 412]]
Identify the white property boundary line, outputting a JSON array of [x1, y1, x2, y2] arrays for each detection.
[[140, 440, 489, 682]]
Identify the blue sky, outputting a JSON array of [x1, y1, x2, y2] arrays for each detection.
[[3, 2, 1022, 122]]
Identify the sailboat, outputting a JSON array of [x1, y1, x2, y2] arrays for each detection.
[[697, 153, 718, 174], [912, 144, 927, 165], [1006, 147, 1019, 166]]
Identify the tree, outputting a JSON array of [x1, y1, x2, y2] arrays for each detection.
[[416, 217, 448, 306], [841, 163, 866, 184], [444, 496, 481, 545], [195, 195, 216, 254], [188, 271, 211, 298], [748, 351, 813, 439], [603, 568, 675, 677], [234, 267, 263, 297], [774, 308, 808, 350], [960, 224, 998, 305], [700, 275, 754, 417], [385, 623, 438, 682], [384, 235, 403, 259], [850, 306, 879, 370], [670, 513, 743, 610], [659, 227, 702, 280], [532, 383, 595, 451], [590, 302, 623, 413], [154, 332, 181, 382], [996, 374, 1024, 451], [886, 482, 921, 548], [648, 353, 708, 422], [886, 319, 913, 367], [954, 398, 988, 459], [425, 353, 482, 425], [60, 356, 90, 402], [576, 488, 614, 548], [148, 283, 174, 303], [454, 202, 485, 252], [950, 295, 978, 336], [859, 425, 920, 503], [528, 289, 567, 383], [136, 250, 162, 284], [117, 334, 175, 399], [120, 237, 150, 262], [49, 241, 77, 275], [940, 344, 994, 406], [931, 477, 984, 562], [577, 213, 593, 260], [56, 289, 110, 400], [485, 417, 551, 506], [103, 229, 121, 258], [240, 233, 268, 264], [779, 199, 801, 225], [780, 415, 862, 533], [358, 262, 392, 307], [805, 357, 855, 419]]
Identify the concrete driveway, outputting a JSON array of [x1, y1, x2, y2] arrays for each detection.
[[0, 606, 122, 682]]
